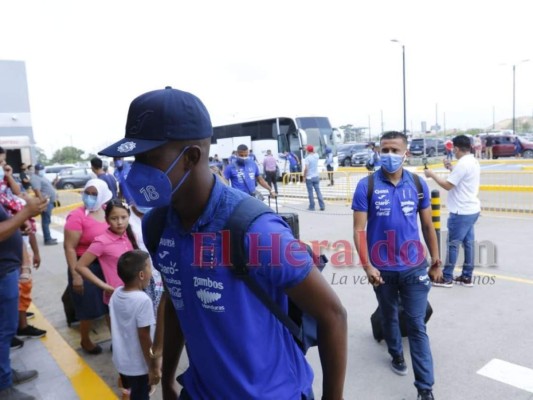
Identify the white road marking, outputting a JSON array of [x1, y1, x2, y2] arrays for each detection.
[[477, 359, 533, 393]]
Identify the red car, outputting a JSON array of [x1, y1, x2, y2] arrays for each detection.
[[482, 135, 533, 159]]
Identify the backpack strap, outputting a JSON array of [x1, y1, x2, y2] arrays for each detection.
[[407, 171, 424, 209], [366, 172, 374, 205], [224, 196, 303, 342], [142, 206, 169, 258], [231, 161, 255, 195]]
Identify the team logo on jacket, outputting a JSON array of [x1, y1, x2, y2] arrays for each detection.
[[194, 276, 225, 312]]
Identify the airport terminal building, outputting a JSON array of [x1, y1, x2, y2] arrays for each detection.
[[0, 59, 37, 171]]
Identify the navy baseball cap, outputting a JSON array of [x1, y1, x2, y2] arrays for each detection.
[[99, 86, 212, 157], [34, 163, 45, 170]]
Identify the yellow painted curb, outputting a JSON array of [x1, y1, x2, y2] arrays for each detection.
[[29, 306, 118, 400], [479, 185, 533, 192], [53, 202, 83, 214]]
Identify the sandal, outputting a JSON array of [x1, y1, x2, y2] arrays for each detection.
[[81, 343, 103, 355]]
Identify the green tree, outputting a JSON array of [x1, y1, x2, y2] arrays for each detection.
[[84, 153, 98, 161], [50, 146, 85, 164], [339, 124, 355, 142], [35, 146, 48, 165]]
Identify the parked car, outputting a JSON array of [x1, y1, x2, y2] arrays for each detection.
[[337, 143, 369, 166], [483, 135, 533, 159], [409, 138, 445, 157], [53, 167, 96, 189], [351, 146, 372, 166], [43, 164, 75, 183]]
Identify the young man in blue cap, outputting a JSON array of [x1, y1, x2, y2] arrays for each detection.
[[99, 86, 347, 400], [352, 131, 442, 400]]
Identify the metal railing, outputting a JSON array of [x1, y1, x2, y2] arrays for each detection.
[[275, 167, 533, 214]]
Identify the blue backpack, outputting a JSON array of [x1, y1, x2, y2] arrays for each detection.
[[144, 196, 327, 353]]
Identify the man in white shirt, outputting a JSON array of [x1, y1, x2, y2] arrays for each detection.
[[424, 135, 481, 287]]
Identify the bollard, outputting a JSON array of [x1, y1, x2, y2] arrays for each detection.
[[431, 190, 441, 257]]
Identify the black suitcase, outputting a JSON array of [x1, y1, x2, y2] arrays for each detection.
[[371, 301, 433, 342], [268, 196, 299, 239]]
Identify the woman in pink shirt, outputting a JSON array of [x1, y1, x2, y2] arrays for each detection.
[[64, 179, 112, 354], [76, 199, 139, 305]]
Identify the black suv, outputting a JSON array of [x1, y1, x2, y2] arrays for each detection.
[[409, 138, 445, 157], [337, 143, 369, 166]]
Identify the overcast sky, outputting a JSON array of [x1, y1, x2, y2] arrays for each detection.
[[2, 0, 533, 156]]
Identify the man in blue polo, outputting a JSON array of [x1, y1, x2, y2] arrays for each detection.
[[112, 157, 132, 202], [223, 144, 276, 198], [281, 150, 300, 183], [99, 86, 347, 400], [352, 131, 442, 400]]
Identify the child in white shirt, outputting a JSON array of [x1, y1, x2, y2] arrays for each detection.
[[109, 250, 158, 399]]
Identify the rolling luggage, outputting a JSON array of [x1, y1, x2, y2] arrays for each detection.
[[371, 301, 433, 342], [268, 196, 300, 239]]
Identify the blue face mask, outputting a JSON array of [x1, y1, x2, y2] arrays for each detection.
[[236, 156, 248, 165], [125, 146, 191, 207], [114, 160, 124, 168], [0, 168, 5, 180], [82, 194, 98, 211], [380, 153, 405, 173]]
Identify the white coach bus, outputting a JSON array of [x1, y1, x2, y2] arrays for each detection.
[[210, 116, 343, 175]]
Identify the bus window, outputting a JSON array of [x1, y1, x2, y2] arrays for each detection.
[[296, 117, 332, 158], [277, 134, 288, 154], [279, 118, 297, 136], [288, 133, 301, 156], [258, 119, 277, 140]]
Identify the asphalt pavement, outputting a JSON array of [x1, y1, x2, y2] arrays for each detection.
[[13, 188, 533, 400]]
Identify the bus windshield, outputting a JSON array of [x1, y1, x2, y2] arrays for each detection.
[[296, 117, 335, 158]]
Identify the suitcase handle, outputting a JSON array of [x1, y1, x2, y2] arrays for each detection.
[[268, 195, 279, 213]]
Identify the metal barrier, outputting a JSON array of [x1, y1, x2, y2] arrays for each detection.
[[53, 188, 83, 215], [280, 170, 370, 204], [277, 166, 533, 214], [424, 169, 533, 214]]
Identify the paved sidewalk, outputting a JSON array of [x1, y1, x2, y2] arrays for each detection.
[[15, 199, 533, 399]]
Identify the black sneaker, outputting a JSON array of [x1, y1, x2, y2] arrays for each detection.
[[391, 355, 408, 376], [16, 325, 46, 339], [417, 389, 434, 400], [44, 239, 58, 246], [10, 337, 24, 350], [454, 275, 474, 287], [26, 312, 35, 320]]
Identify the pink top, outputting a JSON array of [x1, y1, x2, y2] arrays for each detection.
[[65, 207, 109, 257], [87, 229, 134, 304]]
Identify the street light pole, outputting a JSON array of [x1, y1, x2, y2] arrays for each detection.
[[402, 44, 406, 135], [511, 59, 529, 135], [391, 40, 407, 135]]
